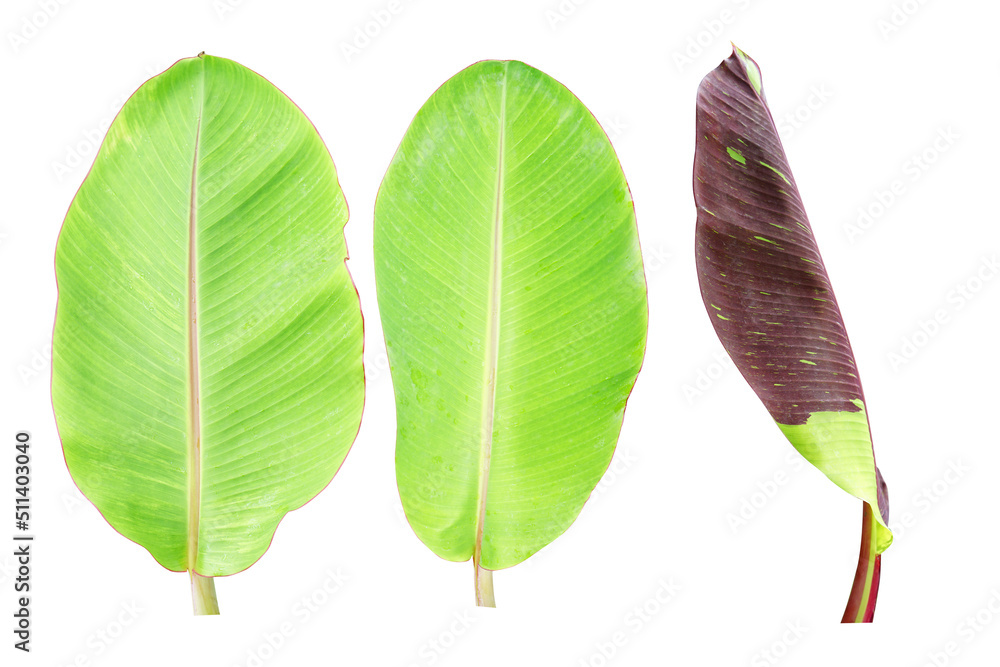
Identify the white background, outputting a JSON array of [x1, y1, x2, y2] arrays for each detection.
[[1, 0, 996, 665]]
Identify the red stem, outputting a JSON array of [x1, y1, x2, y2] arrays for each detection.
[[841, 503, 880, 623]]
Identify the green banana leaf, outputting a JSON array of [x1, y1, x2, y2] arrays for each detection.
[[52, 54, 364, 614], [374, 60, 648, 606], [694, 46, 891, 622]]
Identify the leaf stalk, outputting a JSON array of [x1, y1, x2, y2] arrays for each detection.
[[841, 503, 880, 623], [190, 571, 220, 616], [474, 560, 495, 608]]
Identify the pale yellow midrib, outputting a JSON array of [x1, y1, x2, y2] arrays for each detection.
[[473, 64, 509, 570], [186, 58, 206, 575]]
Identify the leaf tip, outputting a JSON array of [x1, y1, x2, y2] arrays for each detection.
[[730, 44, 764, 97]]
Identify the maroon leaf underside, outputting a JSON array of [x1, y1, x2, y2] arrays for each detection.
[[693, 49, 889, 620], [694, 52, 868, 425]]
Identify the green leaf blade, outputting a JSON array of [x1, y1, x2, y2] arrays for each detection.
[[376, 60, 647, 574], [53, 55, 364, 578]]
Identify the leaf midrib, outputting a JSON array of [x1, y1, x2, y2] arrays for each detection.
[[473, 63, 509, 569], [186, 57, 206, 574]]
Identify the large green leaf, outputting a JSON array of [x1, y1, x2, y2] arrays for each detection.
[[374, 60, 647, 605], [52, 54, 364, 612], [694, 47, 890, 622]]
